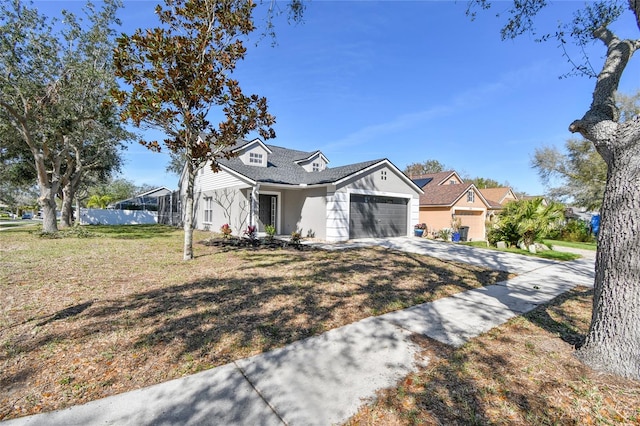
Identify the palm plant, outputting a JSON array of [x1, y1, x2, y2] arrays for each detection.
[[86, 194, 113, 209], [491, 198, 565, 247]]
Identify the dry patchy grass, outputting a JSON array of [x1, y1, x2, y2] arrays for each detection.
[[347, 287, 640, 425], [0, 225, 511, 420]]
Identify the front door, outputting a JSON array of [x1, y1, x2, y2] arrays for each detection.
[[258, 194, 277, 231]]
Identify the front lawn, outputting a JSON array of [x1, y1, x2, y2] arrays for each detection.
[[0, 225, 512, 420], [544, 239, 597, 251]]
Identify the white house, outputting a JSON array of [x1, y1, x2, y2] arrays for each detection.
[[179, 137, 423, 242]]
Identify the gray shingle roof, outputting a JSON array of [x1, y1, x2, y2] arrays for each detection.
[[219, 144, 384, 185]]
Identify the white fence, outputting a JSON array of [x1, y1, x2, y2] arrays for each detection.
[[79, 208, 158, 225]]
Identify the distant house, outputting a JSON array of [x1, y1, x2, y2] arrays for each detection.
[[412, 171, 517, 241], [478, 187, 518, 221], [565, 206, 598, 222], [109, 187, 172, 211], [412, 171, 491, 241], [520, 195, 548, 206], [179, 137, 423, 241]]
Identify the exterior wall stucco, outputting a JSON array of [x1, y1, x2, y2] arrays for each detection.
[[451, 189, 488, 241], [444, 175, 463, 185], [419, 207, 453, 236], [419, 189, 488, 241], [193, 186, 251, 235], [279, 187, 327, 239]]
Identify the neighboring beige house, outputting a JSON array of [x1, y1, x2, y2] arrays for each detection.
[[412, 171, 491, 241], [478, 187, 518, 221], [180, 137, 423, 242]]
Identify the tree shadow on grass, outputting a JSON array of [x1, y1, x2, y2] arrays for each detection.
[[522, 287, 592, 348], [1, 246, 513, 420], [36, 301, 94, 327], [363, 287, 595, 425]]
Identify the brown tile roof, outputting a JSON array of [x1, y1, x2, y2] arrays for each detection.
[[419, 183, 474, 206], [478, 188, 509, 208]]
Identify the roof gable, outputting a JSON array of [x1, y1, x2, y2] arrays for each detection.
[[231, 138, 273, 155], [479, 187, 517, 208], [294, 151, 329, 166], [333, 159, 424, 193], [420, 183, 490, 207]]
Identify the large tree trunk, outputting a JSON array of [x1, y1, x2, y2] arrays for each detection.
[[575, 120, 640, 380], [33, 152, 59, 234], [182, 156, 196, 261], [569, 8, 640, 380], [60, 183, 74, 228], [60, 171, 82, 228], [38, 185, 58, 234]]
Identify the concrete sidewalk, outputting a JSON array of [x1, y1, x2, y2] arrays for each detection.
[[3, 239, 595, 426]]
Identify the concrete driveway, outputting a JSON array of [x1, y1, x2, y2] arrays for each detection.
[[307, 236, 577, 274]]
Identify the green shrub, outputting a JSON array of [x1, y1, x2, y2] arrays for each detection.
[[487, 221, 519, 247], [290, 230, 302, 245], [559, 219, 594, 242], [264, 224, 276, 241], [437, 228, 451, 241], [490, 198, 565, 247]]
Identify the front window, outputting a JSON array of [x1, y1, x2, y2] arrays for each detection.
[[204, 197, 213, 223], [381, 170, 387, 180], [467, 190, 475, 203], [249, 152, 263, 164]]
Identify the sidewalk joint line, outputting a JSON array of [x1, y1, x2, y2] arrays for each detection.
[[233, 361, 288, 426]]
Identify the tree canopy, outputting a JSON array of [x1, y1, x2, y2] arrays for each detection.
[[463, 176, 508, 189], [404, 159, 447, 177], [532, 139, 607, 210], [532, 91, 639, 211], [113, 0, 280, 260], [0, 0, 128, 232]]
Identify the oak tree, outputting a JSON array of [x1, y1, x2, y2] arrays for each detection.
[[112, 0, 276, 260], [0, 0, 127, 233], [532, 91, 639, 211], [532, 139, 607, 211], [404, 159, 447, 177], [470, 0, 640, 380]]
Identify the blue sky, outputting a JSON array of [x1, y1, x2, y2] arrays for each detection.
[[35, 1, 640, 195]]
